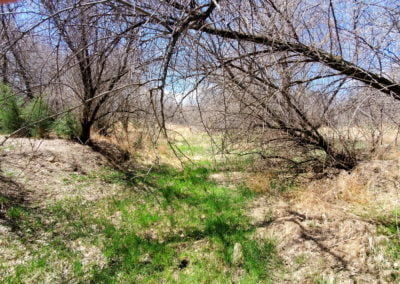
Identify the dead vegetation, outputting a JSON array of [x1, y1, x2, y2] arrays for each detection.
[[245, 157, 400, 282]]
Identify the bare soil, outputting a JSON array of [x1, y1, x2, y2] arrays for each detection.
[[0, 137, 112, 207]]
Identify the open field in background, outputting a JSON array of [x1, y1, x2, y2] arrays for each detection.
[[91, 124, 218, 167], [90, 123, 255, 169], [319, 126, 400, 158], [1, 124, 400, 283]]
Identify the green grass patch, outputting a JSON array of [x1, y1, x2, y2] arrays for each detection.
[[378, 210, 400, 260], [3, 165, 280, 283], [6, 206, 25, 220], [176, 143, 208, 156]]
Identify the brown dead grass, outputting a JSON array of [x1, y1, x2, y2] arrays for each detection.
[[91, 123, 154, 157], [248, 153, 400, 282], [92, 123, 200, 167], [320, 125, 400, 144], [245, 172, 272, 193]]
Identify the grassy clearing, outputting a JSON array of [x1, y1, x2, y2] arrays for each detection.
[[1, 164, 280, 283]]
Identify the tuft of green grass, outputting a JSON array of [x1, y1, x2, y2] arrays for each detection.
[[378, 212, 400, 260], [3, 170, 16, 179], [375, 210, 400, 282], [6, 206, 25, 219], [0, 195, 9, 204]]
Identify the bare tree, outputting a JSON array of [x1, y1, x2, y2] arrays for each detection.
[[111, 1, 399, 98], [38, 0, 146, 143], [0, 3, 38, 99], [107, 0, 400, 169]]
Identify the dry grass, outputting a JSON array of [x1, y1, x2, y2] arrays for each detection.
[[92, 123, 213, 167], [320, 125, 400, 152], [245, 172, 272, 193], [339, 176, 372, 205], [92, 122, 155, 156], [247, 146, 400, 282], [0, 137, 119, 207]]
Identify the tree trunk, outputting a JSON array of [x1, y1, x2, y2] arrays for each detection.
[[79, 120, 92, 145], [1, 54, 8, 84]]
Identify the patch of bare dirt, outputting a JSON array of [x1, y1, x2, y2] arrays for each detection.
[[249, 158, 400, 282], [209, 171, 248, 188], [91, 140, 130, 169], [0, 175, 28, 218], [0, 136, 114, 207]]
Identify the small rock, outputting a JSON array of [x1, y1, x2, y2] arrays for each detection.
[[232, 243, 243, 266], [0, 225, 10, 234], [139, 253, 152, 264], [47, 155, 56, 163]]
